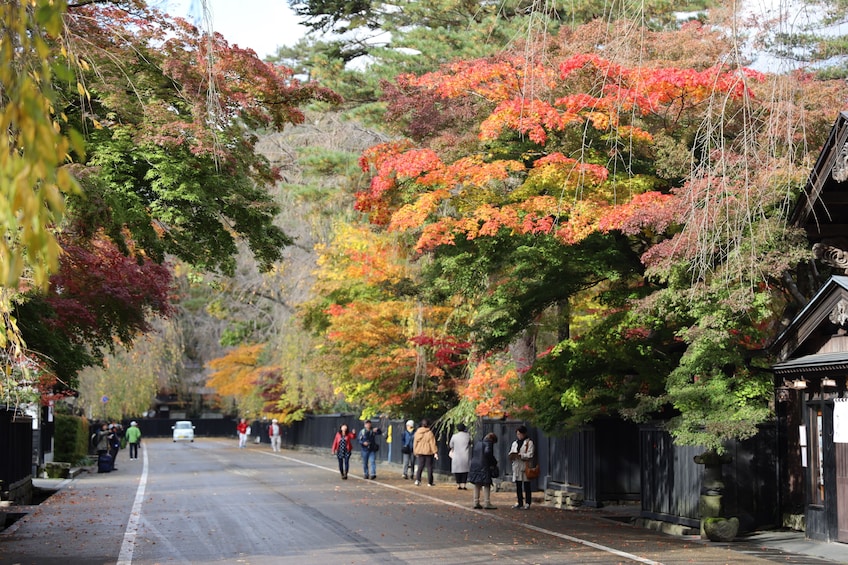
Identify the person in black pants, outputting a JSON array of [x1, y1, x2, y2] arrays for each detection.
[[413, 418, 438, 486], [509, 426, 535, 509]]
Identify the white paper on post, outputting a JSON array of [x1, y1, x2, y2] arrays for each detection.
[[834, 398, 848, 443]]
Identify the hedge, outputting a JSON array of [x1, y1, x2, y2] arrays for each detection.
[[54, 414, 90, 464]]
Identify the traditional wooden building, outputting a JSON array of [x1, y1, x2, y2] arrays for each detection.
[[772, 276, 848, 543], [771, 110, 848, 543]]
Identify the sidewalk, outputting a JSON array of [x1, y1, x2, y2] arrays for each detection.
[[591, 503, 847, 564]]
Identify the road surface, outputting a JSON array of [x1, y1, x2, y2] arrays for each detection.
[[0, 438, 837, 564]]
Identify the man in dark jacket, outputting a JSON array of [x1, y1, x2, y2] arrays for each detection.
[[108, 423, 122, 471], [401, 420, 416, 479], [358, 420, 382, 479]]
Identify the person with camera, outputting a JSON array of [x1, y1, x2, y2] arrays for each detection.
[[358, 419, 382, 479]]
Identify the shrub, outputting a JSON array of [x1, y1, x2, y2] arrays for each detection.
[[54, 414, 90, 464]]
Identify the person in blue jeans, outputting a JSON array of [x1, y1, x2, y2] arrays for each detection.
[[358, 420, 382, 479]]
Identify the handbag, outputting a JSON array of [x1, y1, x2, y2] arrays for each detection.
[[490, 464, 500, 478], [525, 462, 540, 479]]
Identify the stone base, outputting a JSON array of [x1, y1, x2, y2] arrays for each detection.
[[703, 517, 739, 542], [634, 517, 699, 536], [782, 513, 805, 532], [0, 475, 32, 506], [543, 488, 583, 509], [42, 462, 70, 479]]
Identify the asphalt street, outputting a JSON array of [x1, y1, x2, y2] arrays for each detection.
[[1, 438, 846, 564]]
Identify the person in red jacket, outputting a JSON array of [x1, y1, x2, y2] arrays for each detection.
[[236, 418, 249, 448], [332, 423, 356, 480]]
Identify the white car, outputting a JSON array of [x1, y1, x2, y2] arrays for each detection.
[[172, 420, 195, 442]]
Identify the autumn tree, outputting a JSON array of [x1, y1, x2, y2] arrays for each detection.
[[302, 222, 467, 419], [197, 115, 385, 420], [2, 0, 342, 407], [14, 235, 172, 388], [61, 1, 340, 274], [76, 317, 184, 420], [346, 20, 845, 451], [0, 0, 84, 403]]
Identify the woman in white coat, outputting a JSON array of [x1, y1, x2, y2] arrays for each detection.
[[448, 423, 472, 489], [509, 425, 535, 509]]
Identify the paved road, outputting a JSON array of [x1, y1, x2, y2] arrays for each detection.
[[0, 439, 844, 564]]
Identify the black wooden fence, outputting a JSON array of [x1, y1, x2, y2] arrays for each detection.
[[639, 423, 780, 529], [0, 407, 33, 502]]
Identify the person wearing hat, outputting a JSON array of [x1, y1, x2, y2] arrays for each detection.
[[125, 421, 142, 460], [400, 420, 416, 479], [268, 418, 282, 452]]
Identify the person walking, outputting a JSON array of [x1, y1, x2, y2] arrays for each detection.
[[236, 418, 249, 448], [358, 420, 382, 479], [332, 423, 356, 480], [509, 425, 535, 509], [448, 423, 472, 490], [125, 421, 142, 460], [268, 419, 282, 452], [468, 432, 499, 509], [401, 420, 416, 479], [413, 418, 439, 486]]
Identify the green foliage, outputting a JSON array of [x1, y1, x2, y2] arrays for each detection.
[[516, 307, 678, 433], [83, 127, 291, 274], [621, 283, 780, 452], [54, 414, 90, 464], [423, 231, 644, 351], [298, 147, 361, 177]]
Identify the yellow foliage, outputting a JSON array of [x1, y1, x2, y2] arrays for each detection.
[[315, 223, 410, 287], [0, 1, 82, 290]]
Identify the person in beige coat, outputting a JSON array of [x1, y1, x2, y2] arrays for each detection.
[[509, 425, 535, 509], [413, 418, 439, 486]]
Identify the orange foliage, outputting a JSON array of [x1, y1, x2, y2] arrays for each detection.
[[358, 53, 764, 254], [410, 57, 558, 102], [206, 344, 268, 398], [480, 99, 579, 144], [462, 357, 520, 417], [597, 191, 682, 236]]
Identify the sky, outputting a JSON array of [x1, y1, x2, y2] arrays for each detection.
[[159, 0, 308, 59], [153, 1, 848, 72]]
